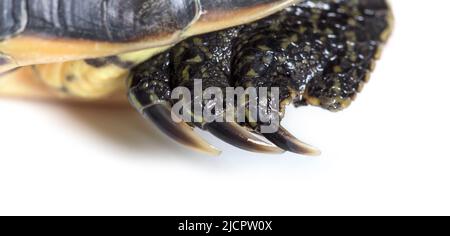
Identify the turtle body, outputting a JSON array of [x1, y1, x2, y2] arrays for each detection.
[[0, 0, 297, 99], [0, 0, 295, 71], [0, 0, 393, 155]]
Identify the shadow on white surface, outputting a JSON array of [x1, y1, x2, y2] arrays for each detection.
[[62, 105, 190, 156]]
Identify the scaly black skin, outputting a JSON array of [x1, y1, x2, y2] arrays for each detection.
[[233, 0, 392, 111], [129, 0, 393, 154]]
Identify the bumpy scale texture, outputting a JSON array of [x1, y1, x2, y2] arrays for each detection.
[[130, 0, 393, 122]]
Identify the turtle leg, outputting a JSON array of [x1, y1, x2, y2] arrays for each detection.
[[128, 0, 393, 155], [168, 29, 284, 154], [128, 27, 312, 155], [128, 30, 283, 155]]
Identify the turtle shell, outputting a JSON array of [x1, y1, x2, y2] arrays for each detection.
[[0, 0, 297, 73]]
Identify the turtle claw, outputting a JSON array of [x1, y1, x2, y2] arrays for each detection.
[[263, 126, 321, 156], [138, 102, 318, 156], [142, 104, 221, 156], [205, 122, 285, 154]]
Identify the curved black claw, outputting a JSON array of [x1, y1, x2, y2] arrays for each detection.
[[263, 126, 321, 156], [142, 104, 221, 156], [205, 122, 285, 154]]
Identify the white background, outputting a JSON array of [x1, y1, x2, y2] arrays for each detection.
[[0, 0, 449, 216]]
